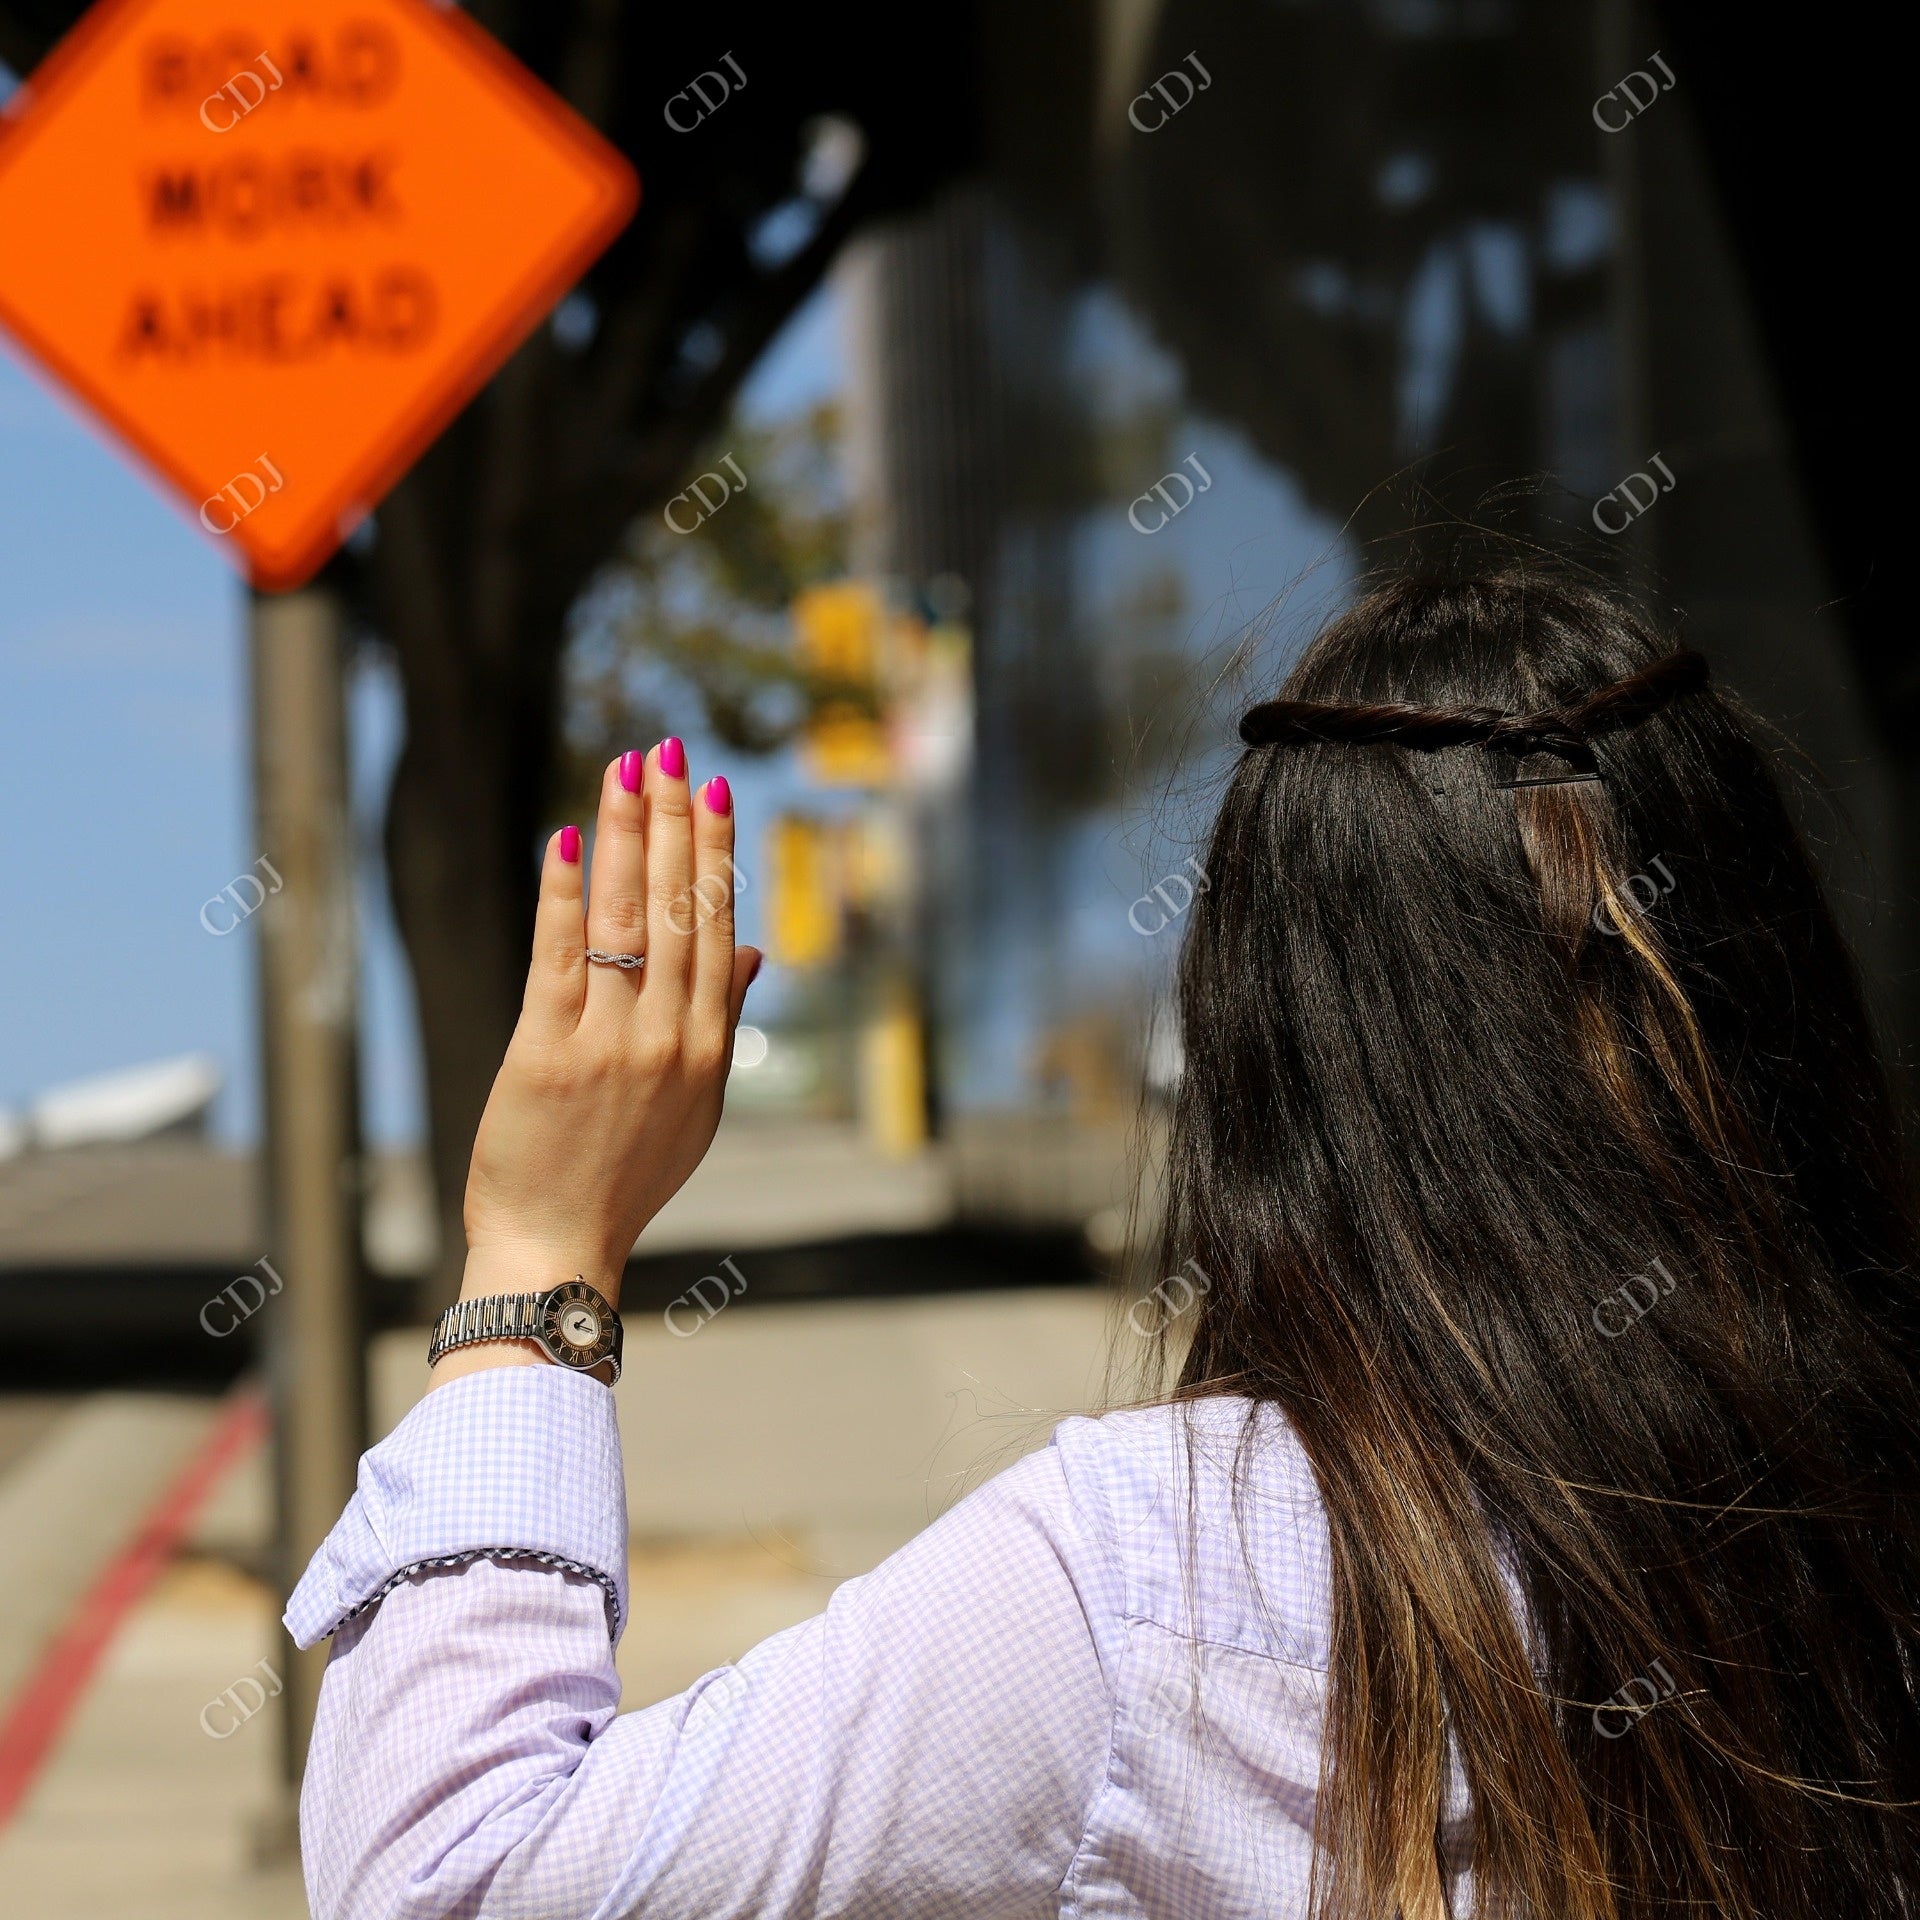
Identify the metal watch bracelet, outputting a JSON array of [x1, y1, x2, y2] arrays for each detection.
[[427, 1282, 623, 1383]]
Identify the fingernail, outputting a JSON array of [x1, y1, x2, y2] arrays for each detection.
[[618, 750, 643, 793], [658, 737, 686, 779], [559, 825, 582, 864], [703, 775, 732, 815]]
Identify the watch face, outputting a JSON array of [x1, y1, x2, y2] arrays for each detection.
[[539, 1281, 618, 1371]]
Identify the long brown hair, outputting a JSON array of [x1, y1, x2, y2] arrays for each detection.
[[1158, 556, 1920, 1916]]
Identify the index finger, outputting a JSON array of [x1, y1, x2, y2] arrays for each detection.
[[519, 825, 587, 1039]]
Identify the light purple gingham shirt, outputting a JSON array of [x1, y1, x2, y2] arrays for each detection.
[[287, 1363, 1473, 1918]]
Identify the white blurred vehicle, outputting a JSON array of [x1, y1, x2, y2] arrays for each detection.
[[20, 1054, 221, 1151]]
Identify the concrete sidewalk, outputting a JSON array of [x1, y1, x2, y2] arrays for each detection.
[[0, 1552, 308, 1919], [0, 1396, 305, 1918]]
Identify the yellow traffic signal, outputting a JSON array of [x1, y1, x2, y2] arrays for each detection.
[[793, 581, 891, 788], [766, 813, 840, 967]]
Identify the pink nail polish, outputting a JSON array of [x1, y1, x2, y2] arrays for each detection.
[[618, 750, 643, 793], [559, 825, 582, 864], [658, 736, 686, 780], [703, 775, 732, 815]]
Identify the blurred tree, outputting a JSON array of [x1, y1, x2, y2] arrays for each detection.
[[0, 0, 980, 1307], [561, 399, 857, 814]]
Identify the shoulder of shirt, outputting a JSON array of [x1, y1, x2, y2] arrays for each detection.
[[1045, 1394, 1332, 1669]]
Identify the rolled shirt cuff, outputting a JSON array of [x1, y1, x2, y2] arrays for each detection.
[[283, 1362, 629, 1649]]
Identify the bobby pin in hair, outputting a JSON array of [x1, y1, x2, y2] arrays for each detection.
[[1496, 771, 1607, 789]]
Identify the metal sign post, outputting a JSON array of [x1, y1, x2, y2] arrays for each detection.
[[250, 584, 364, 1787]]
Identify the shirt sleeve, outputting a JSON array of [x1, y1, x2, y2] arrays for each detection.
[[289, 1363, 1123, 1920]]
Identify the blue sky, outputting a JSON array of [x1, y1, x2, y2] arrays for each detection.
[[0, 335, 253, 1130], [0, 284, 844, 1144]]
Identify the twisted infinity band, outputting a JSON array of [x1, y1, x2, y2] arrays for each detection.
[[586, 948, 647, 971]]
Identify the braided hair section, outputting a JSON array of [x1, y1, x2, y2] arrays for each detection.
[[1237, 649, 1710, 763]]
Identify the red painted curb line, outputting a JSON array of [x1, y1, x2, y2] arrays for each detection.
[[0, 1385, 270, 1831]]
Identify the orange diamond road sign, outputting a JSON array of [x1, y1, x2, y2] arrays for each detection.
[[0, 0, 637, 589]]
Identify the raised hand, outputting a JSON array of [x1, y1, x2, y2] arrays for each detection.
[[440, 738, 759, 1385]]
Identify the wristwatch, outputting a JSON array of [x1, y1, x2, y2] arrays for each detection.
[[427, 1279, 623, 1383]]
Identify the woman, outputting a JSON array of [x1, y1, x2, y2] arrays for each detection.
[[291, 562, 1920, 1918]]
